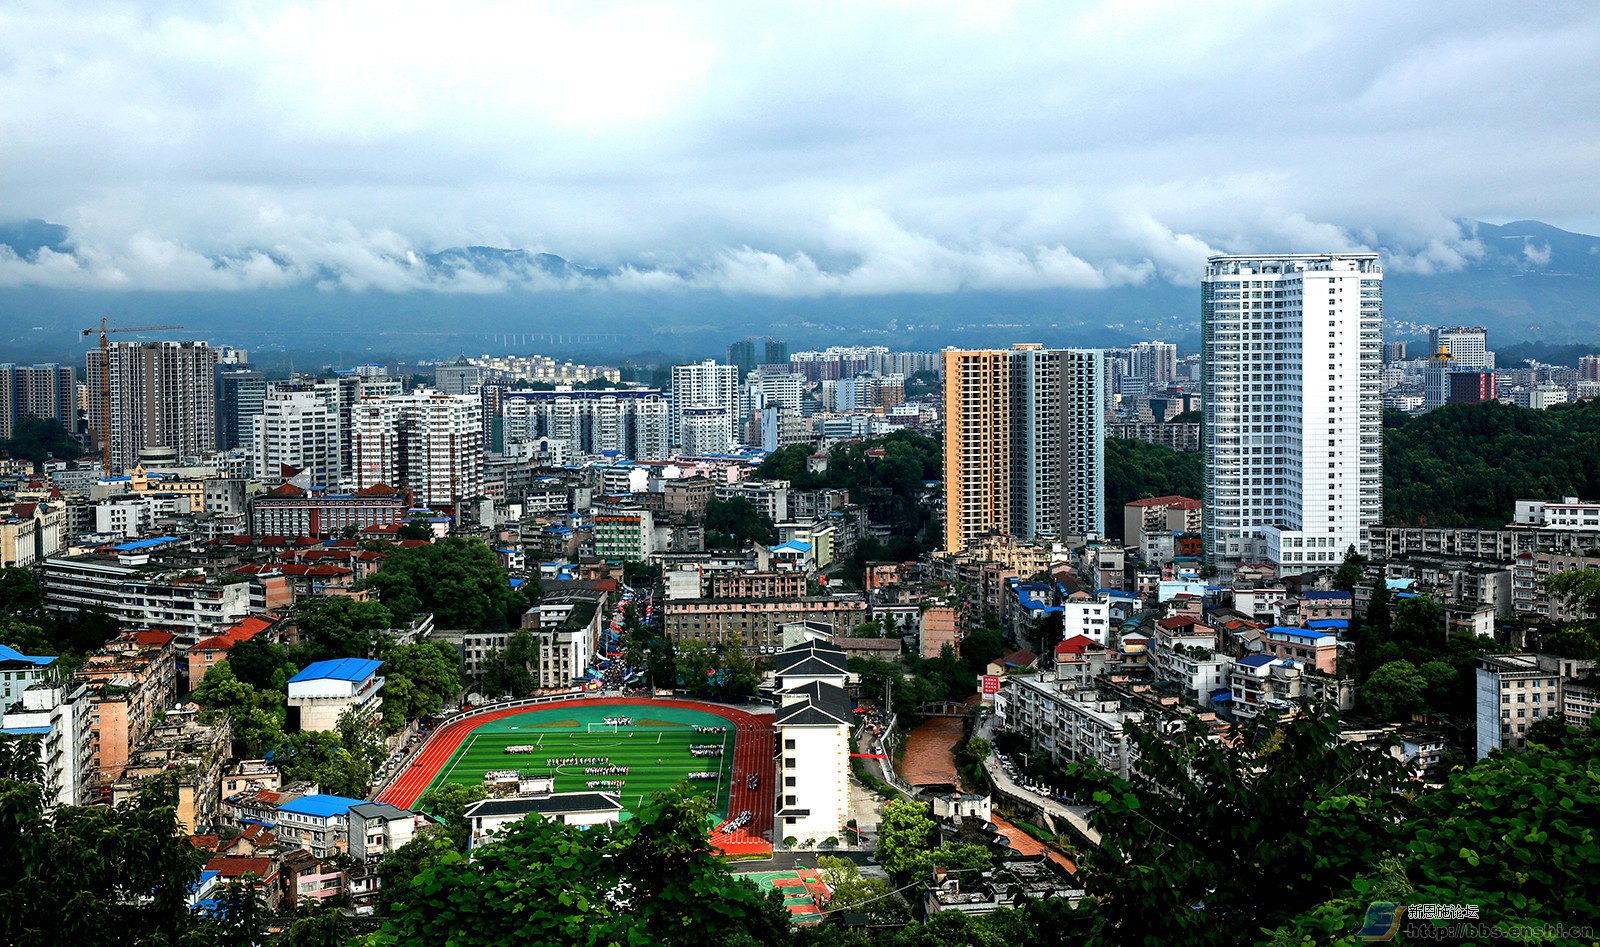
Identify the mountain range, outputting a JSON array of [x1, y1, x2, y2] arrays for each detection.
[[1, 219, 1597, 369]]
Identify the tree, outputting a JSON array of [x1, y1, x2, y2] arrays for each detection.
[[703, 496, 776, 549], [271, 730, 370, 798], [1331, 545, 1366, 592], [0, 567, 43, 614], [1269, 716, 1600, 943], [358, 536, 527, 631], [372, 789, 791, 947], [397, 517, 434, 541], [0, 617, 52, 655], [875, 798, 938, 877], [1105, 438, 1203, 533], [378, 639, 462, 731], [336, 704, 389, 772], [189, 660, 286, 753], [480, 629, 537, 698], [0, 739, 208, 947], [296, 597, 393, 661], [0, 416, 81, 461], [1063, 706, 1411, 947], [224, 634, 298, 690], [1392, 594, 1443, 648], [1360, 659, 1428, 722], [1545, 567, 1600, 620], [714, 639, 761, 698], [416, 782, 489, 851], [817, 856, 910, 923], [958, 626, 1005, 678]]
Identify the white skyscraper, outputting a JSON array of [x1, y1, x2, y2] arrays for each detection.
[[252, 381, 342, 487], [1202, 253, 1383, 574], [1427, 326, 1492, 369], [501, 388, 669, 461], [670, 360, 739, 449], [353, 389, 483, 506]]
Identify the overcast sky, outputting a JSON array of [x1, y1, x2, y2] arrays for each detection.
[[2, 0, 1597, 296]]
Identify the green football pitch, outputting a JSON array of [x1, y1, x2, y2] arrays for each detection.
[[420, 703, 738, 820]]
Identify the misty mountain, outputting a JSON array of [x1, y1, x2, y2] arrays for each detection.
[[2, 219, 1597, 369]]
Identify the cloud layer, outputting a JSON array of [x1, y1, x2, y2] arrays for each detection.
[[1, 1, 1597, 296]]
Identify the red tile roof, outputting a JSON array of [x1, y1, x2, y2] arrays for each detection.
[[1125, 495, 1201, 508]]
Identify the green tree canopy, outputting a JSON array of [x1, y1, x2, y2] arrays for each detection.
[[1064, 707, 1412, 947], [1105, 438, 1203, 536], [702, 496, 777, 549], [372, 789, 791, 947], [358, 537, 527, 631], [189, 660, 286, 753], [1360, 659, 1428, 722], [0, 738, 207, 947], [1384, 399, 1600, 527], [377, 639, 462, 731], [0, 417, 81, 461]]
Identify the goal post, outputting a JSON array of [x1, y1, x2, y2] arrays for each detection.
[[585, 722, 619, 735]]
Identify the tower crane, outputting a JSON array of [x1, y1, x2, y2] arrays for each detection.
[[82, 318, 186, 473]]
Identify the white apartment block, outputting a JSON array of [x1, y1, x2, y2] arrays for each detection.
[[771, 641, 851, 844], [352, 389, 483, 506], [994, 674, 1144, 780], [680, 406, 734, 455], [1474, 654, 1588, 759], [670, 360, 739, 449], [501, 388, 669, 462], [1202, 254, 1383, 574], [0, 681, 94, 808], [252, 382, 342, 488], [1428, 326, 1492, 369], [1513, 498, 1600, 531]]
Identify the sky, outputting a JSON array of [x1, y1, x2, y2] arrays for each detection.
[[2, 0, 1598, 297]]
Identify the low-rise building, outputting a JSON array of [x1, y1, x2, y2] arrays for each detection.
[[110, 709, 232, 833], [772, 640, 852, 844], [0, 680, 94, 807], [524, 588, 607, 688], [663, 595, 867, 655], [286, 659, 384, 732], [273, 793, 368, 857], [464, 793, 623, 848], [77, 630, 179, 784], [187, 615, 275, 692]]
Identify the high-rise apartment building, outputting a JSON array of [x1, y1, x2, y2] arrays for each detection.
[[215, 368, 266, 450], [0, 363, 76, 441], [941, 345, 1104, 554], [501, 388, 669, 461], [670, 360, 739, 450], [1428, 326, 1492, 369], [252, 381, 342, 487], [352, 390, 483, 506], [86, 341, 220, 473], [1201, 254, 1382, 574], [1578, 354, 1600, 383]]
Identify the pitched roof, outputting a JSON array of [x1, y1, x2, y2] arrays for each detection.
[[288, 658, 382, 684], [464, 793, 622, 819], [1054, 634, 1100, 656], [1124, 495, 1201, 509], [774, 680, 852, 727]]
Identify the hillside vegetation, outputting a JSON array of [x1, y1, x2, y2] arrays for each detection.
[[1383, 399, 1600, 528]]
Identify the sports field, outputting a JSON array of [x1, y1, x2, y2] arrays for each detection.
[[420, 703, 736, 818], [377, 697, 776, 856]]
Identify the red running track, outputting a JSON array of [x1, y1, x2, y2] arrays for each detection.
[[375, 696, 775, 857]]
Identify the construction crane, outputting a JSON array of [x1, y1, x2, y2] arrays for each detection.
[[82, 318, 186, 473]]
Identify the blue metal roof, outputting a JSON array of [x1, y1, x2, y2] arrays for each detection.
[[111, 536, 181, 550], [1305, 619, 1349, 630], [1266, 625, 1334, 639], [0, 645, 54, 666], [772, 540, 811, 552], [0, 726, 52, 736], [288, 658, 382, 684], [1236, 654, 1277, 668], [275, 794, 368, 819]]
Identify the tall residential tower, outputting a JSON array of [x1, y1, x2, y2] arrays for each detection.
[[941, 345, 1104, 554], [1201, 254, 1382, 574]]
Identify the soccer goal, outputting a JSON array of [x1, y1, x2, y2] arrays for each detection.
[[585, 722, 620, 735]]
